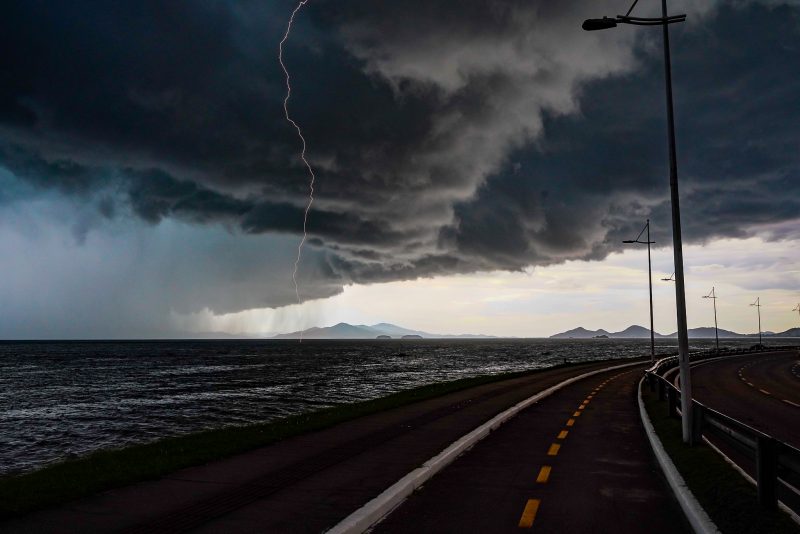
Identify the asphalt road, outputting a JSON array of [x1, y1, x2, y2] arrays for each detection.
[[666, 350, 800, 515], [375, 366, 688, 533], [2, 359, 642, 534], [690, 350, 800, 448]]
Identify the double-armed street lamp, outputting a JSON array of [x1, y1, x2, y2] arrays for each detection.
[[582, 0, 694, 443], [750, 297, 763, 346], [793, 304, 800, 326], [623, 220, 656, 362], [702, 287, 719, 353]]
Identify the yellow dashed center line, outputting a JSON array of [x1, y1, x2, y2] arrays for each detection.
[[536, 465, 552, 483], [519, 382, 612, 529], [518, 499, 541, 528]]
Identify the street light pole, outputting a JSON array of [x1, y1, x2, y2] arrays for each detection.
[[660, 0, 693, 445], [702, 287, 719, 352], [582, 0, 693, 442], [623, 220, 656, 362], [751, 297, 762, 346], [792, 304, 800, 327]]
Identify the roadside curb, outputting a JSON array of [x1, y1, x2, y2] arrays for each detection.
[[327, 359, 644, 534], [637, 377, 720, 534]]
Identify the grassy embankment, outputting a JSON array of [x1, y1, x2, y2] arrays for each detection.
[[641, 385, 799, 534], [0, 358, 618, 520]]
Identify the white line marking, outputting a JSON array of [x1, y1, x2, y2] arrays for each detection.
[[328, 360, 644, 533]]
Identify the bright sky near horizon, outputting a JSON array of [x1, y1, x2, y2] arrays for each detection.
[[174, 233, 800, 338]]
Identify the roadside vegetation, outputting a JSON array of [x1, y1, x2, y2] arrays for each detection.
[[641, 385, 799, 534], [0, 357, 620, 519]]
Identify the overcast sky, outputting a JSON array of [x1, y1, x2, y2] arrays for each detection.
[[1, 0, 799, 338]]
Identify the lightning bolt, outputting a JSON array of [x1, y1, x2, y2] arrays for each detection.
[[279, 0, 315, 341]]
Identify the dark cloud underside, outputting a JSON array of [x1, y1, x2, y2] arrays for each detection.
[[1, 0, 799, 313]]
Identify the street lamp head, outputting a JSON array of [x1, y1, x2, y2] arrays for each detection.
[[622, 240, 636, 244], [582, 17, 618, 31]]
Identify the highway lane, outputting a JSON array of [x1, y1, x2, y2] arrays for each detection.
[[375, 366, 688, 533], [1, 359, 643, 534], [689, 351, 800, 448]]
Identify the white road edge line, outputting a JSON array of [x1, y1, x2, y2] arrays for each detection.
[[637, 377, 721, 534], [326, 360, 643, 534]]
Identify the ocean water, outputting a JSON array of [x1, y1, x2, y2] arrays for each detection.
[[0, 338, 756, 476]]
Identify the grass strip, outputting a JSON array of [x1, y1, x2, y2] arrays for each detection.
[[641, 385, 799, 534], [0, 358, 614, 519]]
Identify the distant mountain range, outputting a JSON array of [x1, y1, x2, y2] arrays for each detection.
[[550, 325, 800, 339], [272, 322, 495, 340]]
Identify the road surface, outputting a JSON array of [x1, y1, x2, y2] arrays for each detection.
[[375, 366, 688, 533], [690, 350, 800, 448]]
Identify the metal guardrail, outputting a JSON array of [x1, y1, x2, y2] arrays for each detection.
[[644, 346, 800, 510]]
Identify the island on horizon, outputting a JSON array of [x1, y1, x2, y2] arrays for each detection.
[[550, 325, 800, 339], [271, 322, 495, 340]]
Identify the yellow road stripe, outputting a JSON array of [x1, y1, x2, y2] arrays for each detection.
[[557, 430, 569, 439], [573, 411, 581, 417], [578, 404, 586, 410], [518, 499, 541, 528], [536, 465, 552, 483], [547, 443, 561, 456], [566, 418, 575, 427]]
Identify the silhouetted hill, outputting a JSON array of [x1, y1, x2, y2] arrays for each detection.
[[552, 325, 800, 339], [664, 327, 743, 338], [550, 325, 660, 339], [273, 322, 494, 339], [273, 323, 379, 339], [550, 327, 610, 339]]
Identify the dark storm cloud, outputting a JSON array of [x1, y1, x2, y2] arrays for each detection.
[[1, 0, 799, 310]]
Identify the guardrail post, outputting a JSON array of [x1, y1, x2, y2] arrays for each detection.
[[756, 436, 778, 509], [667, 387, 677, 418], [648, 373, 656, 392], [690, 404, 704, 446]]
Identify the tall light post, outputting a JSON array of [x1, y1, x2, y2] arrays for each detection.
[[623, 219, 656, 362], [583, 1, 694, 443], [751, 297, 763, 346], [793, 304, 800, 326], [702, 287, 719, 353]]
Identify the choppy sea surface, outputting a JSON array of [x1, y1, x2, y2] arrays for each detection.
[[0, 338, 759, 476]]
